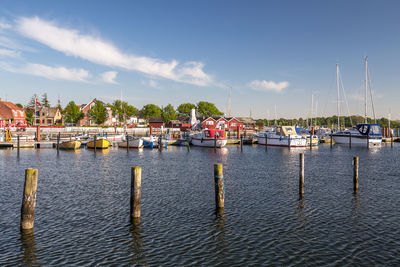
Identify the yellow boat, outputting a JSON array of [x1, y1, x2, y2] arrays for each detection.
[[86, 138, 111, 149], [59, 140, 82, 150]]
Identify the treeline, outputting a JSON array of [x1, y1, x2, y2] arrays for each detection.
[[256, 115, 400, 128], [22, 94, 224, 125]]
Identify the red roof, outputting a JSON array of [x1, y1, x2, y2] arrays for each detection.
[[0, 101, 24, 119]]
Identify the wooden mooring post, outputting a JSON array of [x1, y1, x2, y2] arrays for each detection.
[[299, 153, 304, 196], [57, 132, 60, 152], [349, 133, 352, 148], [94, 135, 97, 153], [21, 169, 38, 230], [126, 133, 129, 152], [214, 135, 217, 150], [265, 135, 268, 150], [186, 135, 190, 152], [391, 132, 393, 148], [17, 135, 20, 155], [353, 156, 359, 193], [130, 166, 142, 219], [214, 163, 224, 209], [240, 135, 243, 151], [330, 130, 333, 148]]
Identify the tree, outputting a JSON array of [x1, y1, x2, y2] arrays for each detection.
[[196, 101, 224, 117], [25, 109, 34, 125], [64, 101, 84, 124], [16, 103, 23, 108], [141, 104, 162, 119], [41, 93, 50, 108], [162, 104, 177, 123], [109, 100, 138, 124], [89, 101, 108, 125], [177, 103, 195, 115]]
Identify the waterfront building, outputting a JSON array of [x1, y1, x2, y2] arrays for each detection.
[[34, 107, 63, 126], [78, 98, 114, 126], [0, 98, 27, 127]]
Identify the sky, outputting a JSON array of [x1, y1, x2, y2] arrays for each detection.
[[0, 0, 399, 119]]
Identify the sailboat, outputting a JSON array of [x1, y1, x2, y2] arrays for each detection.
[[331, 57, 382, 146]]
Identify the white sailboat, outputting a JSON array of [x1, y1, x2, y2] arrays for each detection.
[[331, 57, 382, 146]]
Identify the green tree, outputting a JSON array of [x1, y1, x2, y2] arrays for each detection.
[[64, 101, 84, 124], [162, 104, 177, 123], [196, 101, 223, 117], [109, 100, 138, 124], [16, 103, 23, 108], [141, 104, 162, 119], [41, 93, 50, 108], [177, 103, 195, 115], [25, 109, 34, 125], [89, 101, 108, 125]]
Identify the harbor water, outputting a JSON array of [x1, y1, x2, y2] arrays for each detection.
[[0, 144, 399, 266]]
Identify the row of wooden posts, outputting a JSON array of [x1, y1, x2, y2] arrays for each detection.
[[20, 153, 360, 230]]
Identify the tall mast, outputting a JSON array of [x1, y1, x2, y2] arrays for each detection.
[[228, 87, 232, 117], [336, 64, 340, 129], [310, 94, 314, 128], [365, 57, 368, 123]]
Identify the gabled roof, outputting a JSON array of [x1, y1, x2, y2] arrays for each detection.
[[0, 101, 24, 119], [149, 116, 163, 123]]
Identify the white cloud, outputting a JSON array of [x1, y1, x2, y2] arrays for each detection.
[[15, 16, 213, 86], [0, 61, 90, 82], [248, 80, 289, 92], [0, 21, 11, 30], [101, 71, 118, 84], [351, 90, 383, 101], [0, 48, 20, 58], [141, 79, 163, 89]]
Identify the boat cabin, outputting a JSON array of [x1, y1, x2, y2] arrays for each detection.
[[356, 124, 382, 136], [277, 126, 297, 136], [204, 129, 225, 138]]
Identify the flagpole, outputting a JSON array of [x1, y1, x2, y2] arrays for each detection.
[[34, 94, 37, 126]]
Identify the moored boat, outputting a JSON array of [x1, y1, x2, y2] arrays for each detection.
[[256, 126, 307, 147], [295, 127, 319, 146], [59, 140, 82, 150], [118, 137, 143, 148], [190, 129, 227, 148], [86, 138, 111, 149], [331, 123, 382, 146]]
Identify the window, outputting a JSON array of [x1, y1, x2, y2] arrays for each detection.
[[231, 123, 237, 127], [206, 121, 214, 125], [47, 119, 52, 124], [36, 119, 40, 123]]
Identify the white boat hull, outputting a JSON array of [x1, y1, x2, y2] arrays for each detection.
[[191, 138, 227, 148], [257, 136, 307, 147], [332, 135, 382, 146], [118, 139, 143, 148]]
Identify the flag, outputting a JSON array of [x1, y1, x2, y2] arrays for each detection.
[[35, 97, 42, 107]]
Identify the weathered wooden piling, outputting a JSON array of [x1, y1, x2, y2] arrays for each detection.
[[349, 133, 352, 148], [56, 132, 60, 151], [391, 132, 393, 148], [21, 169, 38, 230], [353, 156, 359, 192], [94, 135, 97, 153], [214, 135, 217, 150], [130, 166, 142, 219], [126, 133, 129, 152], [17, 135, 20, 154], [214, 163, 224, 209], [186, 135, 190, 152], [330, 131, 333, 148], [36, 126, 41, 142], [310, 127, 313, 150], [240, 135, 243, 151], [299, 153, 304, 196], [288, 134, 291, 148], [367, 134, 370, 149], [265, 135, 268, 150]]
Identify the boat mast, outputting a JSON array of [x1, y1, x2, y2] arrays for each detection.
[[336, 64, 340, 130], [310, 94, 313, 128], [365, 57, 368, 123]]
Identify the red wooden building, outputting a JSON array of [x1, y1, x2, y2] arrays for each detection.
[[202, 117, 244, 131]]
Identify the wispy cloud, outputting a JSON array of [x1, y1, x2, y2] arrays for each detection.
[[248, 80, 289, 92], [101, 71, 118, 84], [0, 21, 11, 30], [350, 90, 383, 101], [141, 79, 163, 89], [0, 48, 20, 58], [0, 61, 90, 82], [15, 16, 213, 86]]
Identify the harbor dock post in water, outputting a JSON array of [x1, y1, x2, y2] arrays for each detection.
[[353, 156, 359, 193], [186, 135, 190, 152], [288, 134, 291, 148], [17, 135, 20, 155], [57, 132, 60, 152], [349, 133, 352, 148], [310, 127, 313, 150], [330, 130, 333, 148], [130, 166, 142, 219], [94, 135, 97, 153], [126, 133, 129, 152], [21, 169, 38, 230], [214, 163, 224, 210], [265, 135, 268, 150], [240, 135, 243, 151], [214, 135, 217, 150], [299, 153, 304, 196]]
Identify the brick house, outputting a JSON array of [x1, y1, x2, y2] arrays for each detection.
[[0, 99, 27, 127], [78, 98, 114, 126]]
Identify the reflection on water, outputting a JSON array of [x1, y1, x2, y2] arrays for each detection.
[[1, 145, 400, 265], [20, 229, 40, 267]]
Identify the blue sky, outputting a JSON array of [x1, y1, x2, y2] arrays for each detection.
[[0, 0, 399, 119]]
